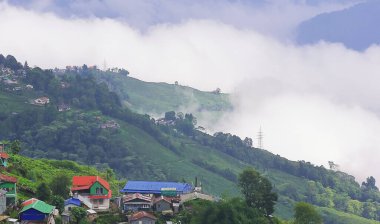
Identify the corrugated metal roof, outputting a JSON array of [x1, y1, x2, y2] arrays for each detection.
[[0, 174, 17, 183], [64, 198, 81, 207], [71, 176, 110, 191], [120, 181, 193, 194], [0, 152, 9, 159], [130, 211, 157, 221], [19, 200, 55, 214]]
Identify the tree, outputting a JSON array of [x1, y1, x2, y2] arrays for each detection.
[[164, 111, 176, 121], [50, 195, 64, 214], [362, 176, 378, 191], [243, 137, 253, 147], [50, 173, 71, 198], [238, 168, 278, 216], [294, 202, 322, 224], [10, 140, 21, 154], [71, 207, 87, 224], [36, 182, 52, 201]]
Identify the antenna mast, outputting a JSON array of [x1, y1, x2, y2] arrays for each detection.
[[257, 127, 263, 149]]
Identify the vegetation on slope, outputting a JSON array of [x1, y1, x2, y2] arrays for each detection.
[[93, 70, 232, 121], [1, 54, 380, 223]]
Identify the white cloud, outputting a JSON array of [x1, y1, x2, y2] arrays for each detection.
[[1, 2, 380, 183]]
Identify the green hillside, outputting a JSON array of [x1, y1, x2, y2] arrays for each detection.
[[1, 56, 380, 223], [94, 71, 232, 121], [5, 154, 122, 200]]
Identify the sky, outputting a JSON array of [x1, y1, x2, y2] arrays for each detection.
[[1, 0, 379, 183]]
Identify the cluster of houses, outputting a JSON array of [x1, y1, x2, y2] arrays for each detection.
[[3, 176, 213, 224], [0, 66, 29, 93], [117, 180, 214, 224], [0, 144, 214, 224]]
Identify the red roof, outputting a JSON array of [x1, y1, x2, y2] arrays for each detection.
[[21, 198, 38, 207], [130, 211, 157, 221], [0, 174, 17, 183], [71, 176, 110, 191], [123, 193, 152, 203], [0, 152, 9, 159], [153, 196, 173, 204]]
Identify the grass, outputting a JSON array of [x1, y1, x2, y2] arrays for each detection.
[[5, 154, 124, 200], [95, 72, 232, 120]]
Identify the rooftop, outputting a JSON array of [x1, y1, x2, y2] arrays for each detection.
[[19, 199, 55, 214], [64, 198, 81, 207], [0, 174, 17, 183], [130, 211, 157, 221], [71, 176, 110, 191], [120, 181, 193, 194]]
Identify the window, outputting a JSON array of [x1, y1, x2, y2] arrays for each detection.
[[96, 187, 104, 195]]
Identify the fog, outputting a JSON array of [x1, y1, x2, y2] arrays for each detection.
[[1, 1, 379, 183]]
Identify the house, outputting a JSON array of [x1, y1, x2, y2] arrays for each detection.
[[100, 120, 120, 129], [57, 104, 71, 112], [34, 97, 50, 105], [0, 152, 9, 167], [0, 190, 7, 214], [123, 193, 152, 212], [129, 211, 157, 224], [61, 198, 81, 224], [71, 176, 112, 211], [120, 181, 193, 196], [0, 174, 17, 206], [19, 199, 55, 224], [64, 198, 81, 212], [153, 196, 172, 213]]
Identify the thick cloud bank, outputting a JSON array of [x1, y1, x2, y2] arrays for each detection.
[[1, 2, 380, 183]]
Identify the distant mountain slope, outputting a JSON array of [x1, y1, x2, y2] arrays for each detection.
[[94, 71, 232, 121], [296, 0, 380, 51]]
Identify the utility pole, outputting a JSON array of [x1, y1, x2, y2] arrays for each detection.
[[257, 127, 263, 149]]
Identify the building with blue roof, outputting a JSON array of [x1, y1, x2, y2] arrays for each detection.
[[120, 181, 193, 195], [64, 198, 81, 212]]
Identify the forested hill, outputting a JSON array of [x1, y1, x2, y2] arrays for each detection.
[[0, 54, 380, 223]]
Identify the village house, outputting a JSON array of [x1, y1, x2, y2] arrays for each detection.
[[19, 199, 55, 224], [61, 198, 81, 224], [153, 196, 173, 213], [64, 198, 81, 212], [100, 120, 120, 129], [129, 211, 157, 224], [123, 193, 152, 212], [0, 174, 17, 206], [34, 97, 50, 105], [71, 176, 112, 211], [0, 150, 9, 167], [57, 104, 71, 112]]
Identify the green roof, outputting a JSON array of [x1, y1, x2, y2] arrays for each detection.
[[20, 200, 55, 214]]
